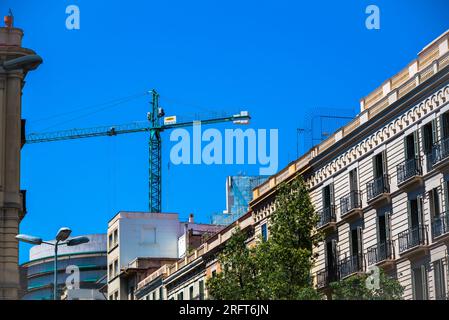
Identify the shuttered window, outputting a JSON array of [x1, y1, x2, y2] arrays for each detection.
[[434, 259, 447, 300]]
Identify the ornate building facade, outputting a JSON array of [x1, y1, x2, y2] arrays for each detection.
[[250, 30, 449, 300]]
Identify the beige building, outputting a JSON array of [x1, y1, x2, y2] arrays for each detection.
[[107, 211, 223, 300], [250, 30, 449, 300], [0, 19, 42, 299], [134, 212, 254, 300]]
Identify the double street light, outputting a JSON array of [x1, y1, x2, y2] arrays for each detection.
[[16, 228, 90, 300]]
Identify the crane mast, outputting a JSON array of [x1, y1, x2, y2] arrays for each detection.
[[25, 90, 251, 213]]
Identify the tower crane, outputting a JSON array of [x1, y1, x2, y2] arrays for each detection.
[[25, 90, 251, 213]]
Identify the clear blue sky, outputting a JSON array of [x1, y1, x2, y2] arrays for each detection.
[[2, 1, 448, 263]]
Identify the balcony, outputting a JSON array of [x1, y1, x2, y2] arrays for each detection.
[[316, 268, 338, 290], [340, 191, 363, 222], [431, 137, 449, 171], [398, 225, 428, 257], [432, 211, 449, 240], [366, 240, 395, 268], [317, 206, 336, 233], [366, 175, 390, 207], [397, 157, 423, 190], [339, 255, 364, 279]]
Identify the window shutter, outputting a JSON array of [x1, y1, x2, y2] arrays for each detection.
[[444, 181, 449, 212], [385, 211, 391, 240], [382, 150, 388, 176], [432, 119, 438, 145], [404, 135, 409, 160], [413, 131, 420, 159], [421, 265, 428, 300], [417, 196, 424, 225], [372, 156, 378, 178], [356, 226, 363, 258], [329, 183, 335, 206]]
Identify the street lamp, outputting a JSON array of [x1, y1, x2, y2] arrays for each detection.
[[16, 228, 90, 300]]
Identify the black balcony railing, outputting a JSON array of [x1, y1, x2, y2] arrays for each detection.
[[431, 137, 449, 167], [397, 157, 422, 185], [318, 206, 336, 228], [366, 175, 390, 202], [398, 225, 428, 254], [340, 191, 362, 216], [316, 268, 338, 289], [339, 254, 363, 279], [366, 240, 394, 266], [432, 211, 449, 239]]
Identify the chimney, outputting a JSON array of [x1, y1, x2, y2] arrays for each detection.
[[188, 213, 194, 223]]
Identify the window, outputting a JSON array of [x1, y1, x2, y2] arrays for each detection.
[[177, 292, 184, 300], [199, 280, 205, 300], [108, 234, 113, 249], [373, 151, 387, 179], [189, 286, 194, 300], [412, 265, 428, 300], [108, 263, 113, 279], [261, 223, 268, 242], [349, 168, 358, 191], [440, 111, 449, 140], [322, 183, 334, 209], [114, 259, 119, 277], [211, 270, 217, 277], [408, 196, 424, 229], [404, 131, 419, 160], [422, 120, 437, 154], [152, 291, 156, 300], [325, 238, 338, 282], [159, 287, 164, 300], [434, 259, 447, 300], [114, 291, 119, 300], [429, 188, 441, 218], [113, 229, 118, 246]]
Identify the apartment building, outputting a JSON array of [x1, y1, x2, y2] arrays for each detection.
[[250, 30, 449, 300], [107, 211, 223, 300], [134, 212, 255, 300]]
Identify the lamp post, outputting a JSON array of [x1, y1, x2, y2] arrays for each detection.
[[16, 228, 90, 300]]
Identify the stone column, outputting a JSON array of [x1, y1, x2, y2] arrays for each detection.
[[0, 24, 41, 300]]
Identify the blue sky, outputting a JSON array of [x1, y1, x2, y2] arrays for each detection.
[[2, 1, 448, 262]]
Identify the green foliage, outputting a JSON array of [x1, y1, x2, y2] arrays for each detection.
[[206, 176, 322, 300], [330, 270, 404, 300], [206, 228, 264, 300]]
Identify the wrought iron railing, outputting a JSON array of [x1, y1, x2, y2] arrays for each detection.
[[318, 205, 336, 228], [339, 254, 364, 279], [431, 137, 449, 167], [397, 157, 422, 185], [366, 174, 390, 202], [398, 225, 428, 253], [432, 211, 449, 239], [340, 191, 362, 216], [366, 240, 394, 266], [316, 268, 338, 289]]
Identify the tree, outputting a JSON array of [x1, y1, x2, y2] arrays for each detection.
[[255, 176, 322, 299], [330, 269, 404, 300], [206, 176, 322, 300], [206, 228, 264, 300]]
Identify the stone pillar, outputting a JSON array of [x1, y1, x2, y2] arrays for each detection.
[[0, 24, 41, 300]]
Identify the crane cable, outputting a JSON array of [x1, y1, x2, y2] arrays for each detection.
[[31, 91, 149, 132]]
